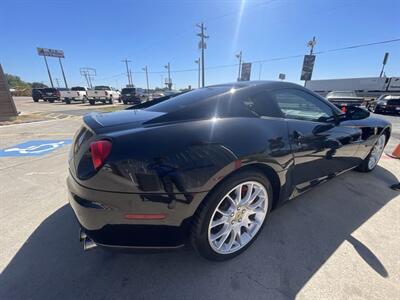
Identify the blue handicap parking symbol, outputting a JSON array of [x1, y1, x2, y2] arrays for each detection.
[[0, 140, 72, 157]]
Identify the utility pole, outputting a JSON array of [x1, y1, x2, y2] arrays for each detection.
[[304, 36, 317, 87], [379, 52, 389, 77], [196, 22, 209, 88], [164, 62, 172, 90], [195, 59, 200, 88], [122, 59, 132, 86], [143, 66, 150, 99], [55, 78, 60, 88], [58, 57, 68, 88], [236, 50, 242, 81], [43, 55, 54, 88]]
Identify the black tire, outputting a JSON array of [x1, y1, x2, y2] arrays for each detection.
[[190, 169, 272, 261], [48, 99, 55, 103], [82, 96, 87, 104], [356, 134, 386, 172], [33, 99, 39, 102], [123, 100, 128, 105], [89, 100, 95, 105], [65, 99, 71, 104], [108, 97, 113, 104]]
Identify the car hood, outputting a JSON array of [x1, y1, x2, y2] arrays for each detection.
[[83, 109, 165, 133]]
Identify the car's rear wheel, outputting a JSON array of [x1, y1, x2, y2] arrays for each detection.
[[89, 100, 95, 105], [65, 98, 71, 104], [191, 170, 272, 261], [33, 98, 39, 102], [48, 99, 55, 103], [356, 134, 386, 172]]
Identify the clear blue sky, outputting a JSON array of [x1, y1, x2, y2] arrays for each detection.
[[0, 0, 399, 89]]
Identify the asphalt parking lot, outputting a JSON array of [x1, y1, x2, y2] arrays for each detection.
[[0, 98, 399, 299]]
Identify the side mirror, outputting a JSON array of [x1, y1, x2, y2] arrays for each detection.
[[345, 106, 370, 120]]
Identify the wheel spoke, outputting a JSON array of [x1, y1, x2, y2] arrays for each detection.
[[216, 229, 232, 249], [210, 225, 230, 242], [210, 216, 228, 228]]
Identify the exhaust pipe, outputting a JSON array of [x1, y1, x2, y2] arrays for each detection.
[[83, 237, 98, 251]]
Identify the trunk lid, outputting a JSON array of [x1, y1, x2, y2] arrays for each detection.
[[83, 109, 165, 133]]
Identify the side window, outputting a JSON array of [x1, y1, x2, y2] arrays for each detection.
[[273, 89, 334, 122], [238, 91, 282, 118]]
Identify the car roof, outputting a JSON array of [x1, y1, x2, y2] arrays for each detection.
[[207, 80, 301, 90]]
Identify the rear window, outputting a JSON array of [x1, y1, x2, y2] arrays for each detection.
[[121, 88, 136, 94], [145, 87, 282, 121], [71, 87, 86, 91], [43, 88, 56, 93], [145, 86, 233, 113], [94, 86, 110, 90]]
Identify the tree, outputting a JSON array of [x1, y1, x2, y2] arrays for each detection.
[[31, 82, 48, 88]]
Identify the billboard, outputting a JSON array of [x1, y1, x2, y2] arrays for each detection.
[[240, 63, 252, 81], [300, 55, 315, 81], [37, 47, 65, 58]]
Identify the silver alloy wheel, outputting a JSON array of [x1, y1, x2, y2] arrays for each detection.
[[207, 181, 268, 254], [368, 134, 386, 170]]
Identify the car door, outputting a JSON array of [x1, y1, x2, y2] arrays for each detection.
[[272, 88, 362, 190]]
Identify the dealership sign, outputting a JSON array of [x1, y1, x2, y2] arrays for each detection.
[[300, 55, 315, 81], [240, 63, 252, 81], [37, 47, 65, 58]]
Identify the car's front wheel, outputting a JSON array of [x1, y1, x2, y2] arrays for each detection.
[[356, 134, 386, 172], [191, 169, 272, 261]]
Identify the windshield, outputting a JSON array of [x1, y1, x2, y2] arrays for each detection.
[[71, 87, 86, 91], [145, 86, 233, 113], [121, 88, 136, 94], [327, 91, 357, 97], [94, 86, 110, 90]]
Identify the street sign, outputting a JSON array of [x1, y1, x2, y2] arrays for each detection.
[[300, 55, 316, 81], [240, 63, 252, 81], [278, 73, 286, 80], [383, 52, 389, 65], [0, 140, 71, 157], [37, 47, 65, 58]]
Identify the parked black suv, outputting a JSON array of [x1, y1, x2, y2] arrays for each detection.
[[120, 88, 141, 105], [42, 88, 61, 103], [32, 88, 43, 102], [368, 94, 400, 114]]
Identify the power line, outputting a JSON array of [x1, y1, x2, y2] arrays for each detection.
[[94, 38, 400, 79]]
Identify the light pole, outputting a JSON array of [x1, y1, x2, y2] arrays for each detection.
[[379, 52, 389, 77], [236, 50, 242, 81], [122, 59, 132, 86], [164, 62, 171, 90], [195, 59, 200, 88], [196, 22, 209, 87], [143, 66, 150, 99]]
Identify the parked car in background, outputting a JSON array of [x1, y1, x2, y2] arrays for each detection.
[[41, 88, 61, 103], [326, 91, 365, 112], [68, 81, 391, 261], [32, 88, 43, 102], [120, 87, 141, 105], [86, 86, 119, 105], [61, 86, 88, 104], [368, 94, 400, 114]]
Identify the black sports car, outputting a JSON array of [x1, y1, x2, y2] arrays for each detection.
[[68, 81, 391, 260]]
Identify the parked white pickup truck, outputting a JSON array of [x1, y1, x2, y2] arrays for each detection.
[[60, 86, 88, 104], [86, 86, 120, 105]]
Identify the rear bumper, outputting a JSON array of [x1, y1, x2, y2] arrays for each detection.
[[67, 174, 207, 247]]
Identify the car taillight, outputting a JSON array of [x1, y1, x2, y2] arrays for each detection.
[[90, 140, 112, 170]]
